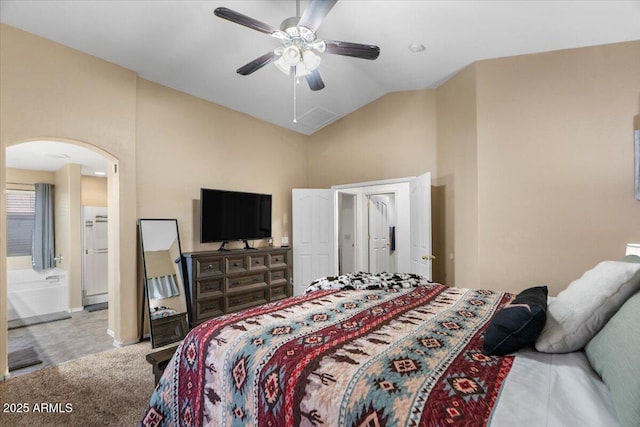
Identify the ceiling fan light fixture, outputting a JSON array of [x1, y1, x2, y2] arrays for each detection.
[[272, 30, 290, 41], [307, 39, 326, 53], [302, 50, 321, 71], [285, 26, 301, 39], [274, 56, 291, 75], [299, 26, 316, 42], [282, 45, 301, 66], [215, 1, 380, 91], [295, 62, 312, 77]]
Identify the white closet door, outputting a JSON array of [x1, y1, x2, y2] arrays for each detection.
[[368, 194, 391, 273], [292, 189, 336, 296]]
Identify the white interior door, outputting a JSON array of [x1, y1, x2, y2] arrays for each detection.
[[338, 192, 357, 274], [292, 189, 336, 295], [368, 194, 392, 273], [410, 172, 433, 279]]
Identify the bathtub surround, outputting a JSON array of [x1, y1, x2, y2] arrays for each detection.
[[7, 268, 69, 321]]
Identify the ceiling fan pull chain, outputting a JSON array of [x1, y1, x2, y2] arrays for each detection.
[[293, 72, 297, 123]]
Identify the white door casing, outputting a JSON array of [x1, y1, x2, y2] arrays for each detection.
[[292, 189, 336, 295], [293, 174, 432, 294], [368, 194, 392, 273]]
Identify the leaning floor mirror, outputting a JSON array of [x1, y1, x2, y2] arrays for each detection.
[[138, 219, 190, 348]]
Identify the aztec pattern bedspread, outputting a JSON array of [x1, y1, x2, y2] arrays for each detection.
[[140, 281, 514, 427]]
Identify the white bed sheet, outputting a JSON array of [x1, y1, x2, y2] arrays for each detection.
[[490, 349, 620, 427]]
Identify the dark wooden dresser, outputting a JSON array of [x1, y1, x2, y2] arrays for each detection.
[[182, 247, 292, 326]]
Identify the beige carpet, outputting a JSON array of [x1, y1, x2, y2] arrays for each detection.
[[0, 342, 156, 427]]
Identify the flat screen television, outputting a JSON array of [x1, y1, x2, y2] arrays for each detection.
[[200, 188, 272, 246]]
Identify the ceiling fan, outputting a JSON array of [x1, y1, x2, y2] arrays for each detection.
[[214, 0, 380, 91]]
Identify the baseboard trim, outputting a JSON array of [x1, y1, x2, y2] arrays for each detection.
[[113, 338, 141, 348]]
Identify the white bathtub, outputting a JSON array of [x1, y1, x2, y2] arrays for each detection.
[[7, 268, 69, 321]]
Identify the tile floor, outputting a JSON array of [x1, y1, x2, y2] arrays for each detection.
[[8, 309, 116, 377]]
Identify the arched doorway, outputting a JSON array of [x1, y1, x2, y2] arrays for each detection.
[[3, 138, 122, 375]]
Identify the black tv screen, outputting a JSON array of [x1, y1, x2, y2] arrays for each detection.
[[200, 188, 272, 243]]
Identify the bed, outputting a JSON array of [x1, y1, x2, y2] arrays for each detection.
[[140, 260, 640, 427]]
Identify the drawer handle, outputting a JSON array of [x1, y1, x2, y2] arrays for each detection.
[[233, 263, 239, 267], [207, 264, 214, 270]]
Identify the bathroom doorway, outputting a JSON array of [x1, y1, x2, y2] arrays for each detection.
[[5, 139, 115, 375]]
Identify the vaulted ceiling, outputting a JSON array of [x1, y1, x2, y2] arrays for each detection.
[[2, 0, 640, 137]]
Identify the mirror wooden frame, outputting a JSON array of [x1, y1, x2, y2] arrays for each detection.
[[138, 218, 190, 348]]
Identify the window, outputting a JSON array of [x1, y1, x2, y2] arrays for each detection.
[[6, 189, 35, 256]]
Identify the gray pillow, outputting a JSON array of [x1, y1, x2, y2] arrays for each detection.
[[585, 291, 640, 427], [619, 254, 640, 263]]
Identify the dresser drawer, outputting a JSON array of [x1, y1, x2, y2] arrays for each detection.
[[270, 284, 288, 301], [226, 256, 247, 273], [151, 313, 189, 345], [248, 254, 268, 271], [196, 277, 223, 299], [227, 289, 267, 313], [196, 297, 224, 321], [269, 269, 288, 286], [269, 252, 288, 269], [226, 273, 267, 292], [195, 257, 223, 278]]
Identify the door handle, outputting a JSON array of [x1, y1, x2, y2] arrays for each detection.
[[421, 255, 436, 261]]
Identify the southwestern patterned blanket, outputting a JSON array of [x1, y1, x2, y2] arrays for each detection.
[[140, 282, 514, 427]]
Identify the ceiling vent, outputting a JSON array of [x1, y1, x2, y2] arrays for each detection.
[[296, 106, 339, 130]]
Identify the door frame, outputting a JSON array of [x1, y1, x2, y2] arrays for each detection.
[[292, 175, 432, 295]]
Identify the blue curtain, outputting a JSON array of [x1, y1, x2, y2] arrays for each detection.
[[32, 183, 55, 271]]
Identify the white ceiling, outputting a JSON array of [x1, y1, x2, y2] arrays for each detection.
[[5, 141, 109, 176], [2, 1, 640, 171]]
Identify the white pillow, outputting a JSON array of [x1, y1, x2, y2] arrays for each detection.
[[535, 260, 640, 353]]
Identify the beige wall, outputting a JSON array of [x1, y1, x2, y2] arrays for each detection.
[[436, 65, 479, 287], [474, 42, 640, 294], [6, 168, 56, 186], [135, 79, 308, 253], [307, 41, 640, 297], [308, 89, 438, 187], [81, 176, 108, 207]]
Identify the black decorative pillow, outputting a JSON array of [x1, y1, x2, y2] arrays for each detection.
[[483, 285, 548, 356]]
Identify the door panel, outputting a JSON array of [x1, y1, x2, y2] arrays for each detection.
[[410, 172, 432, 279], [368, 195, 391, 273], [338, 192, 357, 274], [292, 189, 336, 295]]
